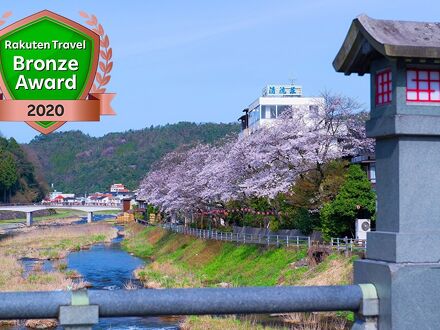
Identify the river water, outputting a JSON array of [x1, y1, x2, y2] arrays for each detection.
[[15, 217, 181, 330], [68, 228, 180, 329]]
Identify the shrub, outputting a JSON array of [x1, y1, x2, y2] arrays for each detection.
[[320, 165, 375, 240]]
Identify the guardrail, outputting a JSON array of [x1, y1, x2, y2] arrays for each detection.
[[0, 285, 378, 329], [143, 222, 367, 251]]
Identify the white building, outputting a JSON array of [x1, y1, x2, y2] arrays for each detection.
[[49, 191, 75, 200], [238, 84, 323, 136], [110, 183, 129, 193]]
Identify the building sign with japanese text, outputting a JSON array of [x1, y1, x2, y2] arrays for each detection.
[[262, 84, 302, 97]]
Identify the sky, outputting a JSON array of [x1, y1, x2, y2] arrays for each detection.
[[1, 0, 439, 142]]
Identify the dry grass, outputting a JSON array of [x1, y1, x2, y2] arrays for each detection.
[[145, 226, 168, 245], [298, 257, 353, 286], [0, 222, 114, 292], [180, 315, 276, 330], [0, 222, 116, 327], [124, 223, 165, 245], [38, 216, 82, 226], [150, 261, 184, 277], [278, 256, 353, 330], [283, 313, 348, 330], [156, 232, 193, 256], [0, 320, 18, 327], [0, 249, 90, 292], [0, 254, 23, 290], [186, 240, 223, 267], [181, 314, 349, 330], [25, 319, 58, 328], [135, 260, 203, 288], [124, 280, 138, 290], [0, 223, 117, 259]]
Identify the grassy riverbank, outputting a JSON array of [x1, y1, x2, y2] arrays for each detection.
[[122, 224, 356, 329], [0, 223, 117, 291], [0, 223, 117, 260], [0, 222, 117, 328]]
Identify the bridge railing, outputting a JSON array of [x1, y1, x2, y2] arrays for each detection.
[[41, 202, 122, 208], [0, 202, 122, 208], [0, 285, 378, 329], [0, 203, 41, 207]]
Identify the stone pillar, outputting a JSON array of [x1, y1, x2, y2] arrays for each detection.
[[26, 212, 33, 227], [353, 114, 440, 329], [87, 212, 93, 223], [332, 14, 440, 329]]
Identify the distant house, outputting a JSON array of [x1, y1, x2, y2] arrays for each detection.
[[89, 193, 113, 205], [49, 191, 75, 202], [136, 198, 147, 209], [87, 193, 106, 204], [101, 194, 118, 205], [110, 183, 130, 193], [52, 195, 65, 203], [351, 154, 376, 188]]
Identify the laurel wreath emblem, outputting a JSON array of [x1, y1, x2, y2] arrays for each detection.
[[79, 11, 113, 93], [0, 11, 12, 27], [0, 11, 12, 95], [0, 11, 112, 96]]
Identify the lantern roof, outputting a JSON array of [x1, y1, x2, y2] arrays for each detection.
[[333, 14, 440, 75]]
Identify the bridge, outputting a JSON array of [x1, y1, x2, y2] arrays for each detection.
[[0, 204, 122, 226]]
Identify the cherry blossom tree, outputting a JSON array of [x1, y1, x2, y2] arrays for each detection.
[[138, 92, 374, 215]]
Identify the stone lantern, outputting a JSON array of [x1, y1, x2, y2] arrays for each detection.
[[334, 15, 440, 329]]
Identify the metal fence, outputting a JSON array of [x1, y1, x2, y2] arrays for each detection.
[[162, 223, 311, 247], [142, 222, 367, 251], [0, 285, 378, 329], [330, 237, 367, 252]]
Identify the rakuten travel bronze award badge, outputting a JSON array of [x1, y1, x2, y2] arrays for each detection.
[[0, 10, 115, 134]]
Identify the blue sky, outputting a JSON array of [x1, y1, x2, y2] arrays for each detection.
[[1, 0, 439, 142]]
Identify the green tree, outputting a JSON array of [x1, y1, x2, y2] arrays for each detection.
[[0, 135, 46, 203], [0, 151, 18, 202], [320, 164, 376, 240], [291, 208, 320, 235], [287, 160, 348, 211]]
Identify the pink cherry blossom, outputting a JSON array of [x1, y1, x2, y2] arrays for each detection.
[[138, 93, 374, 213]]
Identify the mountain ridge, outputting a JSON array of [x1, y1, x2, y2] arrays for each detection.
[[26, 122, 240, 195]]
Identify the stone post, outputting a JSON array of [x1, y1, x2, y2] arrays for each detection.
[[87, 212, 93, 223], [26, 212, 33, 227]]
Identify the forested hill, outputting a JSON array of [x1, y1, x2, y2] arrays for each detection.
[[26, 122, 240, 195], [0, 136, 48, 203]]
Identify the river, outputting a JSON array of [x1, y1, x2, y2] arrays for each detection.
[[16, 217, 181, 330]]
